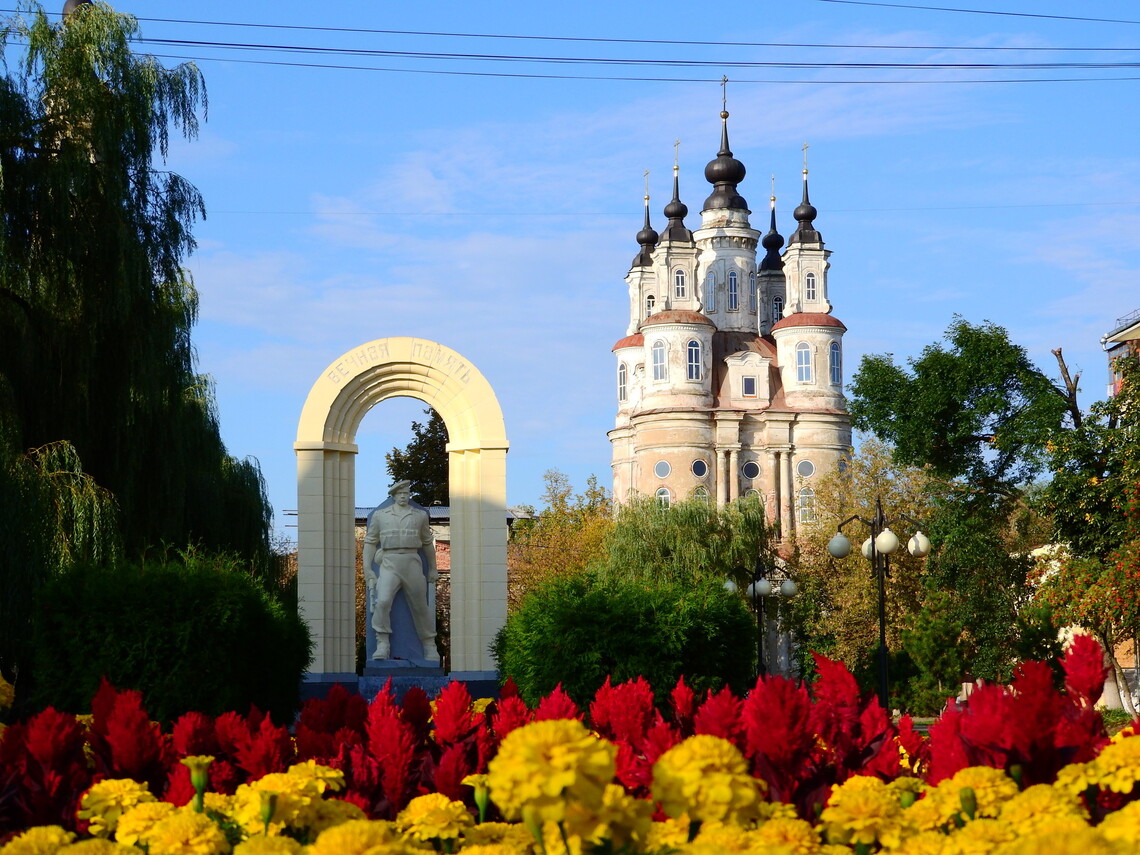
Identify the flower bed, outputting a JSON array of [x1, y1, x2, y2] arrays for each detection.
[[0, 634, 1137, 853]]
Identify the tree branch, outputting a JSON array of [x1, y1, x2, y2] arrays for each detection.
[[1051, 348, 1082, 429]]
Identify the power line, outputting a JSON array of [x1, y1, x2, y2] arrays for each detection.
[[811, 0, 1140, 26]]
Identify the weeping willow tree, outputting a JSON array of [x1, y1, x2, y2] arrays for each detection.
[[0, 3, 275, 675]]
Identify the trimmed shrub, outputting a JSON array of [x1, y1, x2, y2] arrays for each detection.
[[29, 551, 311, 722], [492, 570, 755, 706]]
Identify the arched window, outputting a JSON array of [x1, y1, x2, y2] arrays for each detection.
[[617, 362, 628, 402], [652, 340, 667, 381], [646, 294, 655, 317], [830, 341, 842, 384], [728, 271, 739, 310], [796, 342, 812, 383], [687, 340, 702, 380], [805, 272, 817, 301], [798, 487, 816, 523], [693, 486, 710, 505], [749, 272, 757, 312], [655, 487, 671, 508], [674, 269, 687, 298], [772, 295, 783, 324], [705, 271, 717, 311]]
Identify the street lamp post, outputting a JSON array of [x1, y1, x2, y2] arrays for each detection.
[[826, 497, 930, 712], [727, 559, 798, 679]]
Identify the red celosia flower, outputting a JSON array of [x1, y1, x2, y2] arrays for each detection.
[[532, 684, 582, 721], [669, 676, 696, 737], [589, 676, 655, 746], [401, 686, 434, 744], [234, 717, 293, 779], [294, 724, 334, 761], [740, 676, 815, 794], [897, 714, 931, 775], [171, 712, 217, 757], [97, 690, 171, 792], [433, 681, 477, 746], [433, 742, 472, 800], [693, 686, 744, 749], [490, 695, 531, 740], [1063, 633, 1108, 706]]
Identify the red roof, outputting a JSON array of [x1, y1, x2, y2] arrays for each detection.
[[771, 312, 847, 332], [612, 333, 644, 351], [640, 310, 715, 329]]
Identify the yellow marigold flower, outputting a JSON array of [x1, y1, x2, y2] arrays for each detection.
[[997, 784, 1088, 831], [893, 830, 950, 855], [285, 760, 345, 794], [115, 801, 177, 848], [646, 816, 693, 850], [78, 778, 157, 838], [308, 819, 405, 855], [754, 817, 820, 855], [56, 841, 137, 854], [145, 809, 230, 855], [306, 797, 368, 836], [941, 817, 1016, 855], [996, 825, 1130, 855], [231, 772, 322, 836], [487, 719, 616, 823], [1097, 799, 1140, 847], [232, 838, 305, 855], [459, 846, 520, 855], [938, 767, 1018, 819], [0, 673, 14, 710], [903, 791, 957, 833], [818, 847, 851, 855], [1090, 736, 1140, 793], [540, 820, 583, 855], [472, 698, 493, 715], [396, 793, 473, 842], [1054, 762, 1098, 796], [651, 735, 764, 826], [0, 825, 76, 855], [562, 782, 653, 849], [462, 821, 534, 850], [761, 802, 800, 822], [820, 785, 905, 849], [691, 822, 763, 852]]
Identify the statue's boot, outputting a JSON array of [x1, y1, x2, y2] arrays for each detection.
[[421, 636, 440, 663], [372, 634, 391, 660]]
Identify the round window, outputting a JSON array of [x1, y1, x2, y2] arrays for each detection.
[[691, 459, 708, 478], [654, 460, 671, 479], [741, 461, 761, 480], [797, 460, 816, 478], [745, 488, 760, 498]]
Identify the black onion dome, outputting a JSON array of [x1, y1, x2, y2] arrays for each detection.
[[760, 204, 785, 271], [632, 199, 658, 267], [661, 168, 693, 242], [789, 173, 821, 244], [703, 111, 748, 211]]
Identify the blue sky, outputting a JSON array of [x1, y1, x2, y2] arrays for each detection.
[[19, 1, 1140, 539]]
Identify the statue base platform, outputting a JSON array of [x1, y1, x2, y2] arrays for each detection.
[[359, 665, 449, 703]]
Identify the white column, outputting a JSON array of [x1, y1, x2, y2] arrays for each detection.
[[728, 449, 739, 502], [781, 449, 795, 538]]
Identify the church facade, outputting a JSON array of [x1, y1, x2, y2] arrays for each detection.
[[609, 111, 852, 538]]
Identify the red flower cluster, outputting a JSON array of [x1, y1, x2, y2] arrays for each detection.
[[0, 638, 1130, 843]]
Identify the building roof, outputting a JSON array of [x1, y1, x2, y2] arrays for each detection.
[[1102, 308, 1140, 346], [771, 312, 847, 332], [639, 310, 715, 329], [612, 333, 644, 351]]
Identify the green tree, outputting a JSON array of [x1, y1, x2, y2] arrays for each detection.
[[849, 317, 1074, 496], [507, 470, 612, 610], [385, 408, 448, 506], [0, 3, 275, 677]]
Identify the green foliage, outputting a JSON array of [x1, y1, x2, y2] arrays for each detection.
[[899, 591, 969, 715], [849, 317, 1071, 495], [1043, 354, 1140, 559], [492, 571, 755, 707], [603, 495, 774, 588], [29, 550, 312, 723], [386, 408, 449, 506], [0, 2, 274, 569]]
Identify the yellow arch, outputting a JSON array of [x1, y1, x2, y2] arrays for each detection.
[[295, 337, 508, 679]]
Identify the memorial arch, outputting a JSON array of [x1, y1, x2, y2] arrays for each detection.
[[295, 337, 508, 683]]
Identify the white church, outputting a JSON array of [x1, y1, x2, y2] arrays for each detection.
[[609, 110, 852, 539]]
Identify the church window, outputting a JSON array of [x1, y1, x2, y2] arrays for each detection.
[[705, 271, 716, 311], [805, 272, 817, 301], [646, 294, 655, 317], [674, 269, 687, 298], [749, 272, 757, 312], [617, 363, 627, 402], [693, 486, 710, 505], [742, 376, 757, 397], [772, 296, 783, 324], [830, 341, 842, 384], [745, 488, 760, 498], [728, 272, 739, 310], [654, 460, 672, 478], [691, 459, 709, 478], [687, 340, 702, 380], [741, 460, 761, 480], [796, 342, 812, 383], [652, 340, 667, 381], [656, 487, 671, 508], [797, 459, 816, 479], [798, 487, 816, 523]]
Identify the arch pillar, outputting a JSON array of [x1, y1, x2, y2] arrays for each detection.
[[295, 337, 508, 681]]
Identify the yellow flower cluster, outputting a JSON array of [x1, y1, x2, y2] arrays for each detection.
[[230, 762, 355, 838], [78, 780, 157, 838], [0, 673, 14, 710], [651, 735, 764, 826], [396, 793, 474, 842], [486, 719, 616, 823]]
